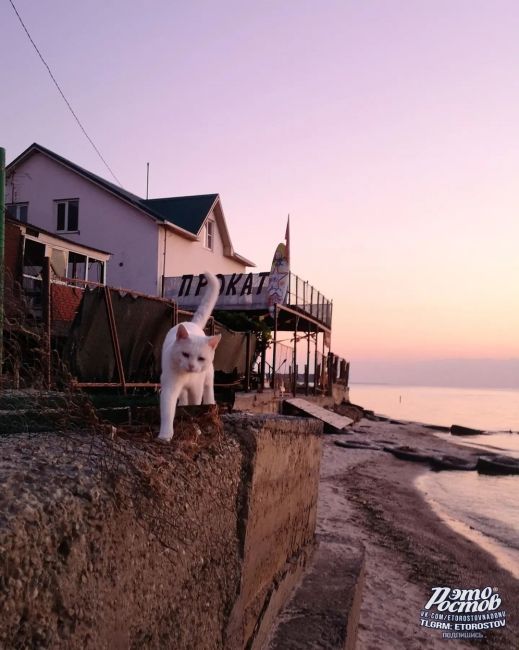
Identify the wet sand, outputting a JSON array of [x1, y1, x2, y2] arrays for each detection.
[[317, 417, 518, 649]]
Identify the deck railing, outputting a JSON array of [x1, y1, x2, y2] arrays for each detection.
[[286, 272, 332, 329]]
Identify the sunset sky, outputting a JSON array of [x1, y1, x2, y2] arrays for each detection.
[[3, 1, 519, 386]]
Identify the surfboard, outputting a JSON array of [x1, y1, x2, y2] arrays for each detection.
[[267, 242, 290, 314]]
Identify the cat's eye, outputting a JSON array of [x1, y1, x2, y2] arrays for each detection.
[[198, 357, 205, 362], [182, 352, 189, 358]]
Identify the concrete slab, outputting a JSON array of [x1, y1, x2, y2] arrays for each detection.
[[284, 398, 354, 433], [266, 536, 365, 650]]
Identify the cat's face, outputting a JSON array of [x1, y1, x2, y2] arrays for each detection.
[[172, 324, 221, 373]]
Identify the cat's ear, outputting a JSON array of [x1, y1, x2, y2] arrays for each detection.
[[207, 334, 221, 350], [176, 323, 189, 340]]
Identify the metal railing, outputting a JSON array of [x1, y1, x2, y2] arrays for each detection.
[[286, 272, 332, 328]]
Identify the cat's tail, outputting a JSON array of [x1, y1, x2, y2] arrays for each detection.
[[191, 272, 221, 328]]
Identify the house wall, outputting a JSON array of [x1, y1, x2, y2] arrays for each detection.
[[7, 153, 248, 295], [7, 153, 159, 295], [158, 208, 246, 282]]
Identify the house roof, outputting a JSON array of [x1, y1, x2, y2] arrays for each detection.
[[8, 142, 147, 213], [6, 216, 111, 259], [6, 143, 255, 266], [142, 195, 218, 235]]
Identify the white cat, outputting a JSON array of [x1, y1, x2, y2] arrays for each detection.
[[158, 272, 221, 442]]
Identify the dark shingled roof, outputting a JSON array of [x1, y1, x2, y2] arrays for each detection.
[[142, 195, 218, 235]]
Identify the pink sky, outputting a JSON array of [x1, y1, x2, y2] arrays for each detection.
[[3, 1, 519, 385]]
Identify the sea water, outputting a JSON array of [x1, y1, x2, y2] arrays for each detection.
[[416, 472, 519, 579], [349, 384, 519, 433], [350, 384, 519, 579]]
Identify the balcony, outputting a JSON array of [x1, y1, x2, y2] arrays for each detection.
[[163, 270, 332, 332]]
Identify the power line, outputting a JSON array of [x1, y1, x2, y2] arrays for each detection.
[[8, 0, 123, 186]]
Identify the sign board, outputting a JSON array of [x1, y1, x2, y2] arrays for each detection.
[[163, 272, 273, 311]]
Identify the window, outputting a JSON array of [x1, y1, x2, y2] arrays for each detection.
[[23, 239, 45, 279], [55, 199, 79, 232], [67, 252, 86, 280], [6, 203, 28, 223], [22, 239, 46, 315], [50, 248, 67, 278], [205, 219, 214, 251], [88, 258, 104, 283]]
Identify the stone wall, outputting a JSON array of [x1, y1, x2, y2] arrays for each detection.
[[0, 414, 322, 649], [233, 386, 350, 416], [223, 415, 322, 650]]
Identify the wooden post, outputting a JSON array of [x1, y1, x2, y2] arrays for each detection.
[[271, 304, 278, 390], [0, 147, 4, 380], [305, 325, 310, 395], [321, 330, 325, 390], [314, 328, 319, 394], [259, 343, 266, 393], [292, 316, 299, 396], [244, 331, 251, 392], [327, 353, 334, 396], [104, 286, 127, 393], [41, 257, 52, 388]]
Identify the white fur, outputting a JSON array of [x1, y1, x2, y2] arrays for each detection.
[[158, 272, 221, 442]]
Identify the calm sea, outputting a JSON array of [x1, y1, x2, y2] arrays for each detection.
[[349, 384, 519, 579], [349, 383, 519, 432]]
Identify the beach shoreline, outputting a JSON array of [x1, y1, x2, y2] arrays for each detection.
[[318, 415, 518, 649]]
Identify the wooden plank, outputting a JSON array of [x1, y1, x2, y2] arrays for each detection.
[[284, 398, 353, 432]]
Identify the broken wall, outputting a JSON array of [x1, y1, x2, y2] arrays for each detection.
[[0, 414, 322, 650], [224, 415, 323, 649]]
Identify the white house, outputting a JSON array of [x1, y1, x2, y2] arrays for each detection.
[[6, 143, 254, 295]]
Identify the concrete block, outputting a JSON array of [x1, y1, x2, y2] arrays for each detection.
[[266, 537, 365, 650]]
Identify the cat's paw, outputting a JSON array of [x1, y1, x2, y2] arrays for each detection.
[[157, 432, 173, 443]]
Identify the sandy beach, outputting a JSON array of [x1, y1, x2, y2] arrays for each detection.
[[317, 416, 518, 649]]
